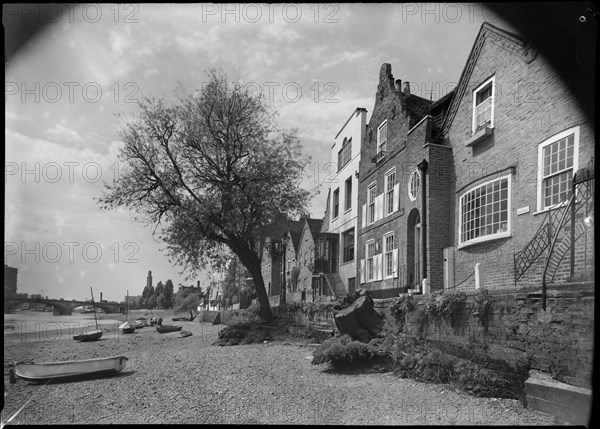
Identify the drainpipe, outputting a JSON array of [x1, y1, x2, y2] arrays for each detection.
[[417, 159, 428, 289]]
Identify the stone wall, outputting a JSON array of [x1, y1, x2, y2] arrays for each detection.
[[374, 282, 594, 389]]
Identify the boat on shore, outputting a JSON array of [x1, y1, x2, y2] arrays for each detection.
[[156, 324, 182, 333], [14, 355, 129, 383], [75, 287, 103, 342], [73, 330, 103, 342]]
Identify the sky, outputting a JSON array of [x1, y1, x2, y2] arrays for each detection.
[[4, 3, 516, 302]]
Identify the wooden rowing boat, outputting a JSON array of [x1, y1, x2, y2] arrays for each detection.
[[156, 324, 182, 333], [73, 329, 103, 342], [14, 356, 129, 383]]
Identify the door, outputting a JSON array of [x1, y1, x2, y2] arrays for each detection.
[[414, 222, 421, 286]]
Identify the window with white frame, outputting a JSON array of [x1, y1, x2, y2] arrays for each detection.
[[537, 127, 579, 211], [472, 76, 495, 133], [377, 121, 387, 154], [366, 240, 376, 281], [368, 183, 377, 224], [408, 169, 420, 202], [384, 232, 395, 278], [459, 174, 511, 246], [385, 168, 396, 215]]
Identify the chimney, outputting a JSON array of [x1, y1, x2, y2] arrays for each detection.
[[394, 79, 402, 92], [100, 292, 102, 302], [197, 280, 200, 288], [403, 81, 411, 95]]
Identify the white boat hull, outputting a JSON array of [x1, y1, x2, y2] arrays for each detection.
[[14, 355, 129, 382]]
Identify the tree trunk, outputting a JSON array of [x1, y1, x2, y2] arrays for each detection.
[[237, 249, 273, 322]]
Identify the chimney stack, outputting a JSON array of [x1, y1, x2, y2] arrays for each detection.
[[403, 81, 411, 95], [394, 79, 402, 92], [197, 280, 200, 288]]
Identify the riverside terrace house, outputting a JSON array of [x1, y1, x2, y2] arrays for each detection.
[[259, 219, 304, 306], [313, 108, 367, 299], [356, 63, 454, 298], [290, 217, 331, 302], [443, 22, 594, 291], [356, 22, 594, 298]]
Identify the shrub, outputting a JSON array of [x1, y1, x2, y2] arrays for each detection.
[[312, 335, 388, 370]]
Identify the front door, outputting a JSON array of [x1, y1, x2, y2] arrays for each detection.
[[414, 222, 421, 287], [329, 237, 338, 273]]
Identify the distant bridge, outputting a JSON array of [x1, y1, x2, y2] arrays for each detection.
[[4, 297, 125, 315]]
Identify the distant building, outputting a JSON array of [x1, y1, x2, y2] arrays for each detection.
[[4, 265, 18, 296]]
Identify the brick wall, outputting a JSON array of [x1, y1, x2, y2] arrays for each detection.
[[375, 282, 594, 389], [446, 27, 594, 292]]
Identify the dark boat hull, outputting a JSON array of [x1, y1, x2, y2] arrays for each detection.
[[73, 330, 103, 342], [156, 325, 182, 333]]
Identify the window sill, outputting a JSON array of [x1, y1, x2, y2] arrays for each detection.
[[533, 201, 570, 216], [457, 231, 511, 249], [465, 125, 494, 147]]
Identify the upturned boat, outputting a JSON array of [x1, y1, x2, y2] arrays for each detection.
[[156, 324, 182, 333], [14, 356, 129, 383]]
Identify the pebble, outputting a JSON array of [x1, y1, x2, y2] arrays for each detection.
[[3, 321, 557, 425]]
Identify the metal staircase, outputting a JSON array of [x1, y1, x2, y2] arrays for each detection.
[[514, 166, 594, 288]]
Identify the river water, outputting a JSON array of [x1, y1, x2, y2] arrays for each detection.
[[4, 310, 125, 340], [4, 309, 177, 341]]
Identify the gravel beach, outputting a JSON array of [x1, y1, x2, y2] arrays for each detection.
[[3, 315, 560, 425]]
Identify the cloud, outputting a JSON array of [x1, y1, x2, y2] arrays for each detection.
[[44, 123, 85, 144]]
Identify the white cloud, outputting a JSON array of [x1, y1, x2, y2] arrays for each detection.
[[44, 123, 85, 144]]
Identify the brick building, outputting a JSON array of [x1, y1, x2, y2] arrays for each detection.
[[288, 217, 323, 302], [443, 22, 594, 291], [356, 22, 593, 297], [259, 219, 303, 305], [356, 63, 453, 298], [4, 265, 18, 296]]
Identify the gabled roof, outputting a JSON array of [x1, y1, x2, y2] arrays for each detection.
[[257, 218, 304, 257], [297, 217, 323, 253], [441, 21, 537, 134]]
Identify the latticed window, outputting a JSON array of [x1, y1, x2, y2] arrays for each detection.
[[385, 169, 396, 215], [473, 77, 494, 132], [384, 233, 394, 277], [541, 132, 576, 209], [366, 241, 376, 280], [460, 175, 510, 245], [408, 170, 420, 201], [368, 183, 377, 224], [337, 138, 352, 171]]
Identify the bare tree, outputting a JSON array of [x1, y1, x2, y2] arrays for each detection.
[[97, 69, 315, 321]]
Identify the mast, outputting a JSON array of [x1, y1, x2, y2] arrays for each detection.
[[90, 286, 99, 331]]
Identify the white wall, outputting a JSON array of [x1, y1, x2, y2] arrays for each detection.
[[326, 108, 366, 288]]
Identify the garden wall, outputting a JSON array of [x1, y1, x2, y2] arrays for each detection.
[[374, 282, 594, 389]]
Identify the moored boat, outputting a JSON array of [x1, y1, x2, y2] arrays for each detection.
[[179, 330, 192, 338], [14, 355, 129, 383], [156, 324, 182, 333]]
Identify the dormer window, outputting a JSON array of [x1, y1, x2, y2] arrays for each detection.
[[472, 76, 495, 133]]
